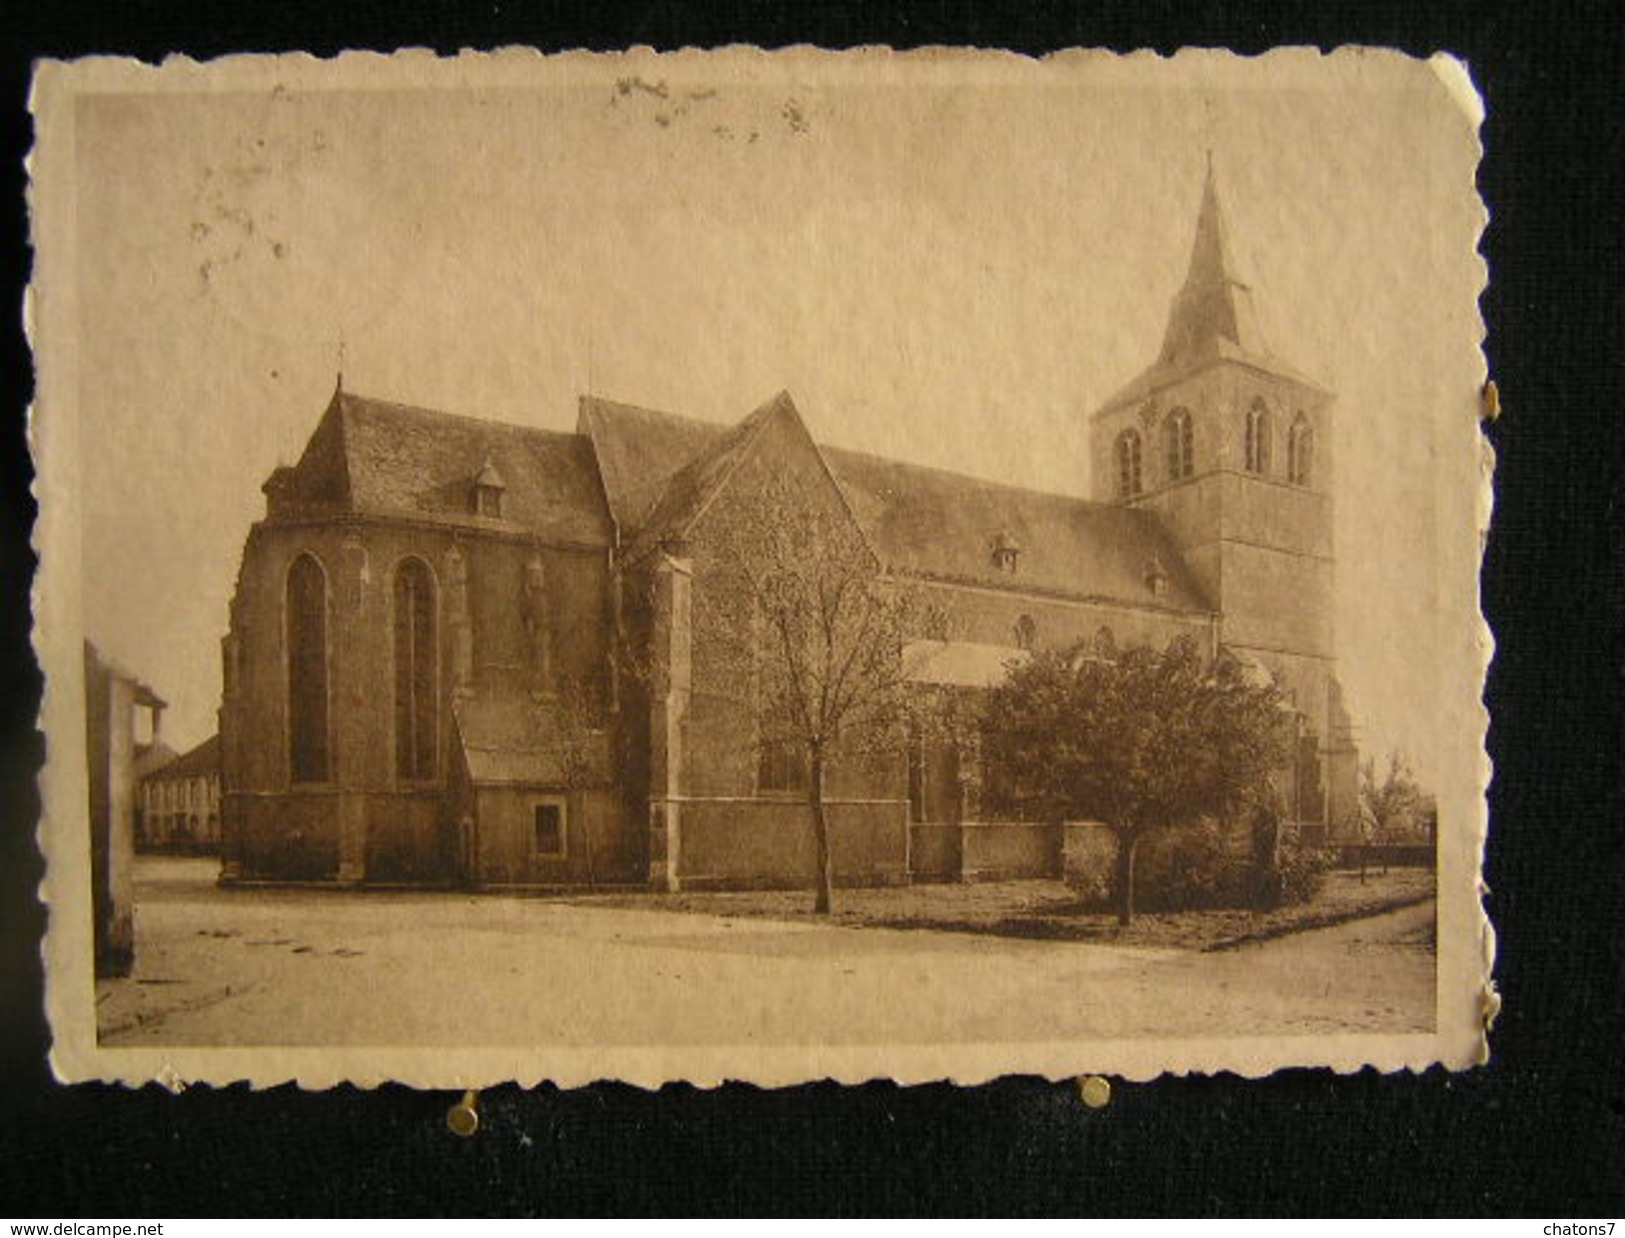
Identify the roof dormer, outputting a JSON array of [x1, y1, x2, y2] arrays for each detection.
[[471, 458, 506, 518], [991, 529, 1022, 573], [1144, 554, 1168, 598]]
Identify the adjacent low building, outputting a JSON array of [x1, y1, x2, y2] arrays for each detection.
[[84, 641, 165, 977], [138, 734, 221, 853]]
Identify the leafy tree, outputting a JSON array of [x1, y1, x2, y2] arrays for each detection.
[[1359, 749, 1427, 842], [712, 477, 937, 914], [982, 634, 1291, 924]]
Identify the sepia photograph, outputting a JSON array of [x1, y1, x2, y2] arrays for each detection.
[[30, 47, 1491, 1087]]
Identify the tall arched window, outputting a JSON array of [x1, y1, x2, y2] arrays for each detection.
[[1114, 428, 1143, 498], [1289, 413, 1314, 486], [394, 557, 438, 781], [286, 553, 330, 783], [1165, 407, 1194, 481], [1014, 614, 1036, 651], [1245, 399, 1272, 475]]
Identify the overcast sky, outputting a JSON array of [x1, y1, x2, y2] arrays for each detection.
[[67, 51, 1483, 785]]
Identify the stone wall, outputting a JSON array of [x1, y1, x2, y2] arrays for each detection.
[[468, 786, 637, 887], [677, 798, 910, 891], [643, 410, 912, 890], [85, 648, 138, 977], [961, 821, 1063, 882], [907, 819, 1118, 890]]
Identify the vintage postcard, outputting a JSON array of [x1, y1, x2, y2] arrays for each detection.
[[29, 47, 1493, 1088]]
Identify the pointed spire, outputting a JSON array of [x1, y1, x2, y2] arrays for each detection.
[[1183, 150, 1235, 290], [335, 332, 346, 394], [1156, 156, 1267, 371], [1094, 154, 1330, 415]]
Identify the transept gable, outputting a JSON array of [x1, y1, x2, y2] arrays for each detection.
[[624, 390, 871, 567]]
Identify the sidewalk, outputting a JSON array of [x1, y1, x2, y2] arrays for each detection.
[[574, 868, 1436, 952]]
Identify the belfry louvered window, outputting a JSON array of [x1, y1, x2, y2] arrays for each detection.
[[1166, 407, 1194, 481], [1245, 399, 1272, 475], [1115, 429, 1143, 498], [1289, 413, 1314, 486]]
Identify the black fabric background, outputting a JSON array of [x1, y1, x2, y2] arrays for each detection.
[[1, 1, 1621, 1217]]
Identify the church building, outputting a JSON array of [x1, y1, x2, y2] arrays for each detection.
[[218, 167, 1359, 891]]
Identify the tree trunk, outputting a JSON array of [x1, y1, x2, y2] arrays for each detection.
[[809, 746, 834, 915], [1115, 830, 1140, 926], [580, 790, 597, 890]]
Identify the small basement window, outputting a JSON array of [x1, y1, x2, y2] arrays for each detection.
[[532, 800, 566, 857]]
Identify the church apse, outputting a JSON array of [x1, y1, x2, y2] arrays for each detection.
[[218, 389, 632, 888]]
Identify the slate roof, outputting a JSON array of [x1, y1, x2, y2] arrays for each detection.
[[822, 444, 1210, 610], [1218, 645, 1278, 690], [276, 391, 613, 546], [274, 382, 1210, 615], [581, 397, 1210, 612], [133, 740, 179, 781], [1097, 337, 1327, 417], [453, 689, 611, 787], [147, 734, 218, 783], [577, 395, 730, 533]]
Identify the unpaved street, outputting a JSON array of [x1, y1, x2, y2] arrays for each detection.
[[99, 858, 1435, 1047]]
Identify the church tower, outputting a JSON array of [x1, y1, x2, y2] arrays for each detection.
[[1090, 158, 1358, 839]]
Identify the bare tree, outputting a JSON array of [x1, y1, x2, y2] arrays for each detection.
[[1360, 749, 1427, 840], [546, 674, 611, 887], [1354, 748, 1428, 880], [710, 477, 937, 914]]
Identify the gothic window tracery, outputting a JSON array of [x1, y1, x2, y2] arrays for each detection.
[[394, 557, 438, 781], [286, 553, 330, 784]]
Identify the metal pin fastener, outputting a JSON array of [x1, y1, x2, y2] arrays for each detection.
[[446, 1089, 480, 1137], [1481, 380, 1500, 422], [1078, 1075, 1112, 1108]]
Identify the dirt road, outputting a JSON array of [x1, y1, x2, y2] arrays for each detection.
[[99, 858, 1435, 1047]]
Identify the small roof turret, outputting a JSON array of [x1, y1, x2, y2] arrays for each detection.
[[473, 458, 507, 490]]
